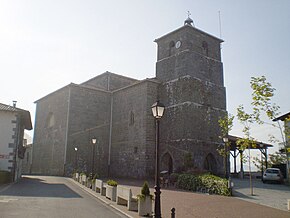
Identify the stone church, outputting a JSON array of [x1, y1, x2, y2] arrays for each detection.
[[31, 18, 227, 178]]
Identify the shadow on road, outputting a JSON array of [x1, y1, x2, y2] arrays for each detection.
[[0, 176, 82, 198]]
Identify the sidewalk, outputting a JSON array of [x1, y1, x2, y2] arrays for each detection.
[[69, 178, 289, 218]]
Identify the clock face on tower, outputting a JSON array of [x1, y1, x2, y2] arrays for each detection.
[[175, 40, 181, 48]]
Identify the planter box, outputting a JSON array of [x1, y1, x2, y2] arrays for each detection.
[[95, 179, 106, 196], [81, 175, 86, 185], [106, 185, 117, 201], [75, 173, 79, 181], [86, 178, 92, 188], [138, 196, 152, 216]]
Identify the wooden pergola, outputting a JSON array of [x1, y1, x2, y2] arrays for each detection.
[[227, 135, 273, 177]]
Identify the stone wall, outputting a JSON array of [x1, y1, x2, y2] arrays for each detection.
[[65, 85, 111, 177], [110, 80, 159, 178], [32, 86, 70, 176], [156, 25, 226, 176]]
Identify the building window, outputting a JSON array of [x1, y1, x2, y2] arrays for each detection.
[[202, 41, 209, 56], [45, 112, 55, 128], [169, 40, 175, 56], [129, 111, 134, 125], [134, 147, 138, 154]]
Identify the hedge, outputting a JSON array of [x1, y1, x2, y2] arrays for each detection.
[[176, 173, 231, 196]]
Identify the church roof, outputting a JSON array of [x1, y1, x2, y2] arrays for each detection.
[[154, 24, 223, 43], [81, 71, 138, 86]]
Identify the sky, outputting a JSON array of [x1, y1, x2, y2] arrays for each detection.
[[1, 0, 289, 158]]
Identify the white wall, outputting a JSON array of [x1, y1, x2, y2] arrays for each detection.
[[0, 111, 16, 172]]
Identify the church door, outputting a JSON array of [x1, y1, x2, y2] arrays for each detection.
[[161, 152, 173, 174], [204, 153, 217, 174]]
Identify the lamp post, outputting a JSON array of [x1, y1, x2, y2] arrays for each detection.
[[151, 100, 165, 218], [223, 137, 229, 179], [91, 137, 97, 180], [74, 147, 78, 172]]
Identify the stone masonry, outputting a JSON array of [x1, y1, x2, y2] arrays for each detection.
[[31, 20, 226, 178]]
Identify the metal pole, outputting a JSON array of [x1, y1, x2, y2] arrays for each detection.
[[75, 150, 78, 172], [265, 148, 268, 169], [154, 119, 161, 218], [261, 149, 263, 180], [225, 142, 228, 179], [92, 143, 95, 178], [233, 149, 237, 174], [171, 208, 175, 218], [240, 150, 244, 179]]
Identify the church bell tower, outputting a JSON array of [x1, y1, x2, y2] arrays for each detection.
[[155, 16, 226, 175]]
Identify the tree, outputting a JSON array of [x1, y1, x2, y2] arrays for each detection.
[[218, 113, 234, 156], [236, 104, 257, 196], [250, 76, 289, 182], [250, 76, 287, 150], [253, 151, 287, 171]]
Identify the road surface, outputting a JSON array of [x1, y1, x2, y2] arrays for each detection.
[[0, 175, 127, 218]]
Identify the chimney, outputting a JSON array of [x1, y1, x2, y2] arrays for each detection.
[[13, 100, 17, 108]]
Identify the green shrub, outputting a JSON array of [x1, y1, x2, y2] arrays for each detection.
[[176, 174, 197, 191], [141, 181, 150, 196], [138, 181, 153, 201], [92, 173, 99, 183], [0, 171, 11, 184], [107, 179, 118, 186], [93, 173, 99, 180], [80, 172, 86, 176], [176, 173, 231, 196]]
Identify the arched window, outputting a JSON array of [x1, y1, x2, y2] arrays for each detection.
[[204, 153, 217, 174], [168, 41, 175, 56], [202, 41, 209, 56], [129, 111, 134, 125], [45, 112, 55, 128]]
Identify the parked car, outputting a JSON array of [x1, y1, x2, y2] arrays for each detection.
[[263, 168, 284, 184]]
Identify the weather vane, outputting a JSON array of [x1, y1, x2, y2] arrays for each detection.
[[187, 11, 191, 18]]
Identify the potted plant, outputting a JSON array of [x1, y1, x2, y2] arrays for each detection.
[[137, 181, 153, 216], [106, 179, 118, 201]]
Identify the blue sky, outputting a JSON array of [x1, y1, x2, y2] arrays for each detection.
[[1, 0, 289, 156]]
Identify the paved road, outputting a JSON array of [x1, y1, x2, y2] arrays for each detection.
[[0, 176, 127, 218], [232, 178, 290, 211]]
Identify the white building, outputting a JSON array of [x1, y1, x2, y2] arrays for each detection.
[[0, 102, 32, 182]]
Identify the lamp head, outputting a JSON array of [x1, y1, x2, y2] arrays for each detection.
[[151, 101, 165, 119]]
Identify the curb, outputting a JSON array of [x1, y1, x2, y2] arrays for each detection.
[[68, 178, 135, 218]]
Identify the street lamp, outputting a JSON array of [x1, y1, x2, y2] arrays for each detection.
[[223, 137, 229, 179], [91, 137, 97, 180], [151, 100, 165, 218], [74, 147, 78, 172]]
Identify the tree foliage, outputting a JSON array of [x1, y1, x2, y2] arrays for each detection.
[[218, 113, 234, 156], [253, 151, 287, 170], [250, 76, 287, 148]]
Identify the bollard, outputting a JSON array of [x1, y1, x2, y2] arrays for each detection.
[[171, 207, 175, 218]]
